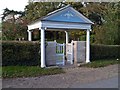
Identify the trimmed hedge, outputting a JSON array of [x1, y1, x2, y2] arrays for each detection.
[[2, 41, 40, 66], [2, 41, 120, 66], [91, 44, 120, 60]]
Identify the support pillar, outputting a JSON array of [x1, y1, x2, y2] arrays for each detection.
[[27, 30, 32, 41], [65, 31, 69, 44], [86, 29, 90, 63], [40, 28, 46, 68]]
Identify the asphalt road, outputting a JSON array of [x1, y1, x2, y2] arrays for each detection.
[[70, 76, 119, 88]]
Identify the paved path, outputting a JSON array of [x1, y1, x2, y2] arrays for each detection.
[[2, 64, 118, 88]]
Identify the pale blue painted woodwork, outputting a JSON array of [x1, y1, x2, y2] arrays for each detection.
[[42, 5, 93, 24]]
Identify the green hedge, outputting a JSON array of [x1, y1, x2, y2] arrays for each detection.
[[2, 41, 120, 66], [91, 44, 120, 60], [2, 41, 40, 66]]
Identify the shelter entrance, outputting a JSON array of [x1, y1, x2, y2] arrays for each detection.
[[45, 39, 86, 66]]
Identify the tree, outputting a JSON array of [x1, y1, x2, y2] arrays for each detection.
[[25, 2, 60, 23], [94, 2, 120, 45], [2, 8, 27, 40]]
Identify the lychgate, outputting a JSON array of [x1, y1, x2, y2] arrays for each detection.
[[27, 5, 94, 68]]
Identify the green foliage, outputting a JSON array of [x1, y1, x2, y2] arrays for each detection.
[[2, 41, 40, 66], [2, 22, 27, 40], [2, 8, 24, 21], [94, 2, 120, 45], [69, 30, 86, 41], [81, 59, 119, 68], [91, 44, 120, 60], [25, 2, 60, 23], [2, 66, 64, 78], [2, 8, 27, 40]]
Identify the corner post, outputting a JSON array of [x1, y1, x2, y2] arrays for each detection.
[[27, 30, 32, 41], [86, 29, 90, 63], [40, 27, 46, 68], [65, 31, 69, 44]]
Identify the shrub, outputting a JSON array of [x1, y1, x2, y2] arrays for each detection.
[[2, 41, 40, 66], [2, 41, 120, 66], [91, 44, 120, 60]]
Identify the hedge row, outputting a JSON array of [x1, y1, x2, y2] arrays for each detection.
[[2, 41, 120, 66], [90, 44, 120, 60], [2, 41, 40, 66]]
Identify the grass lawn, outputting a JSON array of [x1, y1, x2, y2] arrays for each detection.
[[81, 59, 119, 68], [2, 66, 64, 78], [2, 59, 119, 78]]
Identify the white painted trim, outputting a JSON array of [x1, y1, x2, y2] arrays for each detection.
[[86, 29, 90, 63], [65, 31, 69, 44], [28, 21, 42, 30], [63, 43, 65, 65], [42, 21, 91, 30], [66, 41, 74, 64], [27, 20, 92, 31], [40, 28, 46, 68], [27, 30, 32, 41], [56, 43, 65, 65], [71, 40, 74, 64]]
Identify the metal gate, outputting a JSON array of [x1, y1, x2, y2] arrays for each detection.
[[66, 41, 74, 64], [56, 43, 65, 65]]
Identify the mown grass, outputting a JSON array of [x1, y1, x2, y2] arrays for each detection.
[[2, 59, 119, 78], [81, 59, 119, 68], [2, 66, 64, 78]]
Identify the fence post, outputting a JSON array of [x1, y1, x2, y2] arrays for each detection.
[[63, 43, 65, 65], [71, 40, 74, 64]]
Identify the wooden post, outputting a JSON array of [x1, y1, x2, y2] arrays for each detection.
[[71, 40, 74, 64], [63, 43, 65, 65], [27, 30, 32, 41], [65, 31, 69, 44], [40, 28, 46, 68], [86, 29, 90, 63]]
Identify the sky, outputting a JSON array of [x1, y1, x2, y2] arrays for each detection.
[[0, 0, 29, 22]]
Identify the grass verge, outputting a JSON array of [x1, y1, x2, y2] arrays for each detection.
[[81, 59, 119, 68], [2, 66, 64, 78]]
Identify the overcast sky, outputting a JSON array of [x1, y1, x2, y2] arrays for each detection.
[[0, 0, 28, 22]]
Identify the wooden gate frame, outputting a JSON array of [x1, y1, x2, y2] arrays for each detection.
[[66, 40, 74, 64], [56, 43, 65, 65]]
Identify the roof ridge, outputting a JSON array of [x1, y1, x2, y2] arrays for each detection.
[[47, 4, 71, 16]]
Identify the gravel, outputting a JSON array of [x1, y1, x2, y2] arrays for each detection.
[[2, 64, 118, 88]]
